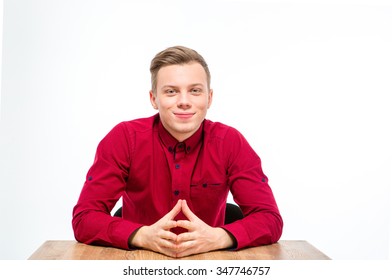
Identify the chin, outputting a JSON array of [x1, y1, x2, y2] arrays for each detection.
[[174, 124, 198, 134]]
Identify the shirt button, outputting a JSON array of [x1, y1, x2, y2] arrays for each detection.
[[178, 143, 184, 149], [174, 190, 180, 196], [175, 164, 180, 169], [88, 176, 93, 181], [186, 146, 191, 152], [202, 183, 207, 188], [262, 178, 266, 182], [168, 147, 173, 153]]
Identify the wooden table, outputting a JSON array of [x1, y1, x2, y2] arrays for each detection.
[[28, 240, 330, 260]]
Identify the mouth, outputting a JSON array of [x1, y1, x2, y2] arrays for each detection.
[[173, 112, 195, 119]]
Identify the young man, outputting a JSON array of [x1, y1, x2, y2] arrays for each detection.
[[72, 46, 283, 258]]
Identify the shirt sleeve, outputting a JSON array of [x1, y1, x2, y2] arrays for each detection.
[[220, 127, 283, 249], [72, 123, 143, 250]]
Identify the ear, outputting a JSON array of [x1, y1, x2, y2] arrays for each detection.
[[207, 89, 213, 109], [149, 90, 158, 110]]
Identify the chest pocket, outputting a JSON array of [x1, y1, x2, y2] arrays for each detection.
[[190, 181, 229, 204], [189, 180, 229, 224], [191, 179, 227, 189]]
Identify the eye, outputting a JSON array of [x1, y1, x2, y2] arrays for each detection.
[[190, 88, 202, 95], [165, 89, 177, 95]]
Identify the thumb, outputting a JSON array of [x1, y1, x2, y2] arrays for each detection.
[[164, 199, 183, 220], [181, 200, 198, 222]]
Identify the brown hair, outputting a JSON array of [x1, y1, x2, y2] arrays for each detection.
[[150, 46, 211, 93]]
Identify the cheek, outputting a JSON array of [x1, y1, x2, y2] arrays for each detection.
[[159, 97, 177, 107], [191, 96, 209, 107], [198, 100, 210, 110]]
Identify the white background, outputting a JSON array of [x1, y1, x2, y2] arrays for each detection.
[[1, 0, 391, 260]]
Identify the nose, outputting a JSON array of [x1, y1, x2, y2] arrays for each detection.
[[177, 92, 191, 109]]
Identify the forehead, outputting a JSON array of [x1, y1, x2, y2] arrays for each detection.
[[156, 63, 208, 87]]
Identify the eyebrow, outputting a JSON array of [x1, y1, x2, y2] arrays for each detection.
[[189, 83, 205, 88], [161, 83, 205, 89]]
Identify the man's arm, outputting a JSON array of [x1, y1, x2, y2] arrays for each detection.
[[219, 127, 283, 249], [72, 123, 143, 249]]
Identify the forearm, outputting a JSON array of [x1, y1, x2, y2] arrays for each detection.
[[72, 208, 142, 250], [222, 210, 283, 249]]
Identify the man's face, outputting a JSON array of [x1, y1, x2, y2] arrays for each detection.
[[150, 62, 213, 141]]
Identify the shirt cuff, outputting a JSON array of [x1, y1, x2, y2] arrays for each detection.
[[108, 219, 144, 250], [220, 223, 248, 250]]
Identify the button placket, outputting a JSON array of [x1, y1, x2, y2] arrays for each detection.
[[171, 144, 188, 201]]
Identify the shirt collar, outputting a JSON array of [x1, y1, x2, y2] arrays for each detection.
[[158, 119, 204, 154]]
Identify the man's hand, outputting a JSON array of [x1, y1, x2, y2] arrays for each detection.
[[128, 199, 236, 258], [175, 200, 235, 258], [128, 199, 181, 258]]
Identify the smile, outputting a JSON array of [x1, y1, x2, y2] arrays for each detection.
[[174, 113, 195, 119]]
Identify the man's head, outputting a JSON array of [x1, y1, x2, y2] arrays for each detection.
[[149, 46, 213, 142], [150, 46, 211, 94]]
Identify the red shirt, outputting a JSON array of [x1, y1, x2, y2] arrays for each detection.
[[72, 114, 283, 250]]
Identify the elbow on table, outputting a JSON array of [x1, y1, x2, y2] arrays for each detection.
[[270, 213, 284, 243], [71, 211, 93, 245]]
